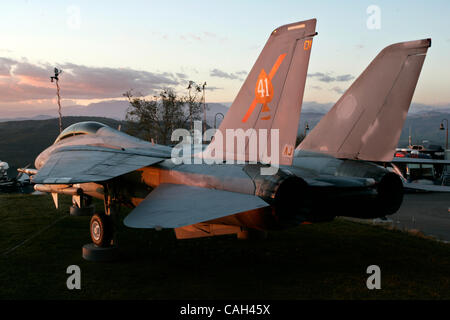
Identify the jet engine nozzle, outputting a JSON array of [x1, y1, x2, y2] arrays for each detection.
[[273, 176, 312, 227], [376, 172, 404, 215], [243, 165, 312, 228]]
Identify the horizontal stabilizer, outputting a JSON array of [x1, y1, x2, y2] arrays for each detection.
[[33, 145, 165, 184], [123, 183, 269, 229]]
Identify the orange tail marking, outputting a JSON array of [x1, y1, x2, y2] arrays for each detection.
[[241, 100, 258, 123], [268, 53, 286, 79], [241, 53, 287, 123], [261, 103, 270, 112]]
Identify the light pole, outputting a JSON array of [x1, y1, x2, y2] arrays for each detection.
[[50, 68, 63, 134], [440, 119, 448, 150], [214, 112, 224, 129], [304, 122, 309, 136]]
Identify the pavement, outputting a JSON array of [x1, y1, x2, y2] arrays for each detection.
[[388, 192, 450, 242], [350, 192, 450, 242]]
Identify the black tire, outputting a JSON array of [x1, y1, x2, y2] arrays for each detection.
[[70, 205, 95, 216], [90, 214, 113, 247], [82, 243, 119, 262]]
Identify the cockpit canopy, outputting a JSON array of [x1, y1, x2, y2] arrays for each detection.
[[54, 121, 109, 144]]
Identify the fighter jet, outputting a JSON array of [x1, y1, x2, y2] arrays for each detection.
[[21, 19, 432, 248]]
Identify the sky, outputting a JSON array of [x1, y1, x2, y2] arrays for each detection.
[[0, 0, 449, 115]]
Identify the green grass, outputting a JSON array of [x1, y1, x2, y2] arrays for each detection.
[[1, 193, 449, 300]]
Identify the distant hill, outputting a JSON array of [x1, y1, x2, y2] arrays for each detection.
[[63, 100, 230, 129], [205, 103, 229, 127], [0, 116, 122, 173], [0, 100, 130, 121], [398, 111, 450, 147], [0, 114, 55, 123], [298, 110, 450, 148], [298, 111, 327, 135], [1, 109, 449, 177], [2, 98, 448, 122], [0, 100, 231, 128]]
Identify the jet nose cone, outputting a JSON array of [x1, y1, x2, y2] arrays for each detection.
[[35, 150, 48, 170]]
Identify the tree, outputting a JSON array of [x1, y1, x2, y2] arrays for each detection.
[[186, 81, 203, 132], [124, 85, 204, 145]]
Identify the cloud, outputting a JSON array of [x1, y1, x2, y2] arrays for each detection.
[[308, 72, 354, 83], [176, 72, 188, 79], [13, 60, 52, 79], [179, 32, 228, 43], [332, 86, 345, 94], [179, 33, 206, 42], [0, 57, 181, 102], [210, 68, 244, 81], [152, 31, 169, 40], [203, 31, 221, 39], [308, 72, 335, 83], [335, 74, 354, 82], [204, 86, 223, 91], [0, 57, 15, 76], [235, 70, 248, 76]]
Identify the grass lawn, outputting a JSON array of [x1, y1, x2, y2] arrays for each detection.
[[1, 193, 449, 300]]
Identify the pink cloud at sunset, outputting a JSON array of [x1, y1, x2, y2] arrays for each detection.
[[0, 57, 182, 103]]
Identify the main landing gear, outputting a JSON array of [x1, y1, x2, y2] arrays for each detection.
[[90, 213, 113, 247], [82, 187, 120, 262]]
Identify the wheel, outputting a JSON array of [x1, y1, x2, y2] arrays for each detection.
[[90, 214, 113, 247]]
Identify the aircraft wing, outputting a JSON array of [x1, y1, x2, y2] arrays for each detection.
[[33, 145, 167, 184], [123, 183, 270, 229], [391, 157, 450, 165]]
